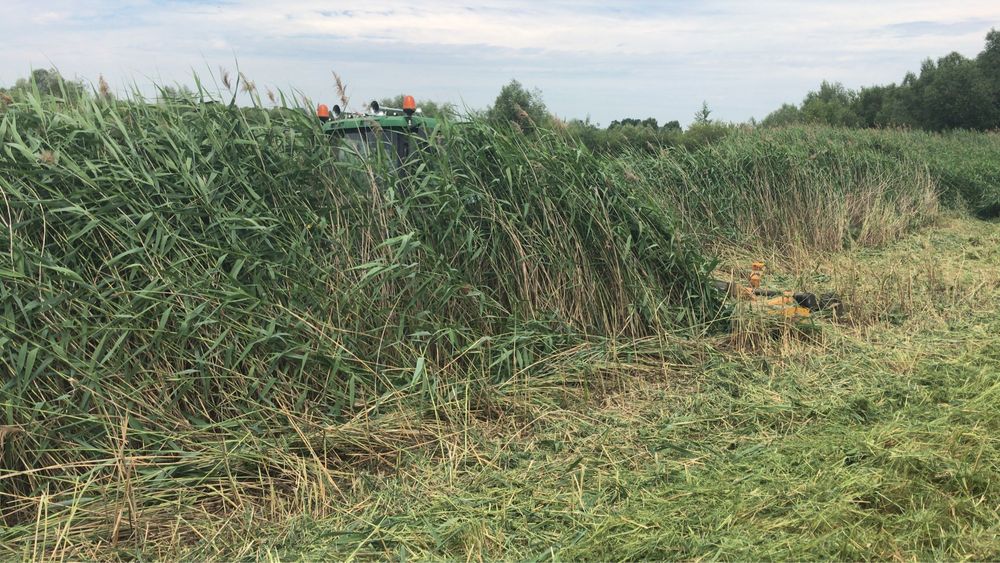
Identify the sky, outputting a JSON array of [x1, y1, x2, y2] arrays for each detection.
[[1, 1, 997, 126]]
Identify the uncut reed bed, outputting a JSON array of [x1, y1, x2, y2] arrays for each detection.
[[900, 128, 1000, 218], [0, 89, 717, 555], [620, 126, 942, 251]]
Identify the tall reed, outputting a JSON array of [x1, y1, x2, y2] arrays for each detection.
[[620, 126, 941, 251], [0, 88, 716, 554]]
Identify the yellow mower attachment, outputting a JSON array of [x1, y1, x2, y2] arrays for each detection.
[[758, 291, 814, 319], [714, 262, 841, 320]]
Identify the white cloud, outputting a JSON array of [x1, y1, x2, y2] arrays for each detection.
[[31, 11, 71, 24], [1, 0, 997, 124]]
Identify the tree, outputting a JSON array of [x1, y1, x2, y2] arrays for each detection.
[[978, 29, 1000, 123], [761, 103, 803, 127], [9, 68, 86, 100], [978, 28, 1000, 87], [693, 101, 713, 125], [915, 52, 996, 130], [662, 120, 682, 132], [800, 81, 860, 127], [609, 117, 659, 129], [487, 79, 549, 133], [762, 31, 1000, 131], [852, 86, 891, 127], [564, 117, 603, 148]]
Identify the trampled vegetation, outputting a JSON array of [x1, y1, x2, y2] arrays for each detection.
[[1, 74, 998, 560]]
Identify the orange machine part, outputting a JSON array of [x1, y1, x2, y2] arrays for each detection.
[[749, 261, 765, 289]]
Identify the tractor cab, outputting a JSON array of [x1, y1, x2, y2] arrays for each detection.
[[317, 96, 438, 167]]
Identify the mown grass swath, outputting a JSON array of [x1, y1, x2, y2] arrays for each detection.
[[0, 86, 717, 553]]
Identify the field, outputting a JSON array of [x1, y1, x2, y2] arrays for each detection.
[[278, 215, 1000, 561], [1, 92, 998, 560]]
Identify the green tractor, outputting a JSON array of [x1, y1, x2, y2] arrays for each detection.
[[317, 95, 438, 167]]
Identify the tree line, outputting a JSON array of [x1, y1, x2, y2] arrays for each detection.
[[763, 30, 999, 131], [482, 30, 999, 153], [6, 29, 996, 153], [0, 68, 87, 102], [483, 80, 729, 153]]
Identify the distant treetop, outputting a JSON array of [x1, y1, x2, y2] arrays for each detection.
[[762, 30, 1000, 131]]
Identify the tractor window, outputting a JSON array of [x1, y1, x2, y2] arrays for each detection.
[[334, 126, 425, 168], [385, 129, 413, 163], [341, 130, 374, 158]]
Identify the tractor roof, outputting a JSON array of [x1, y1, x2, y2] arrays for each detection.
[[317, 97, 439, 133], [322, 114, 438, 133]]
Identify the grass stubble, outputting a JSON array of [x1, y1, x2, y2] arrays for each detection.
[[0, 77, 998, 560]]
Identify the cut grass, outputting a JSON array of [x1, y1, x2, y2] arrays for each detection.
[[121, 215, 997, 561]]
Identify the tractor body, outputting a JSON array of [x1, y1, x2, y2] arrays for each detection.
[[318, 98, 438, 167]]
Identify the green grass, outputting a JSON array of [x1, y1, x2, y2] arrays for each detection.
[[262, 217, 1000, 561], [619, 127, 999, 252], [1, 84, 999, 560], [902, 129, 1000, 218], [623, 126, 943, 251]]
